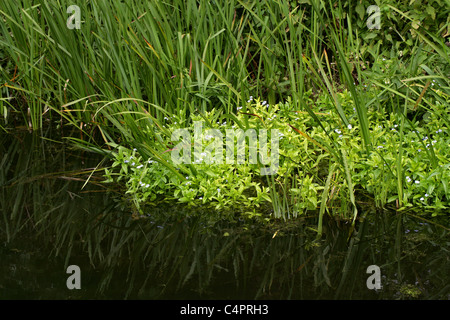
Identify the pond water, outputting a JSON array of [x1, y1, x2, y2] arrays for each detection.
[[1, 130, 449, 300]]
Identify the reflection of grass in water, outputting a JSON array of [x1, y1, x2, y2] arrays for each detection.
[[1, 133, 449, 299], [0, 131, 106, 244]]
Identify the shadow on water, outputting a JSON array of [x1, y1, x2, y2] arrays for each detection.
[[1, 131, 449, 300]]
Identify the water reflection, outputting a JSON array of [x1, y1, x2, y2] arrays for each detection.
[[1, 131, 449, 299]]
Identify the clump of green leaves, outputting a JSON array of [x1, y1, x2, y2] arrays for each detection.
[[398, 283, 422, 299], [353, 107, 449, 212], [104, 97, 331, 220], [105, 89, 449, 220]]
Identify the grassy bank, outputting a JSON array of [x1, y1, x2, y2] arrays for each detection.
[[1, 0, 449, 224]]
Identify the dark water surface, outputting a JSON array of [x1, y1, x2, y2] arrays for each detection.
[[1, 130, 449, 300]]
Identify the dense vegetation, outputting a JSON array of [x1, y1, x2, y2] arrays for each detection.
[[1, 0, 449, 226]]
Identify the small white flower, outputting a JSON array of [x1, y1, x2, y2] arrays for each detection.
[[137, 165, 143, 169], [199, 197, 203, 200], [420, 197, 424, 201], [415, 180, 420, 184], [347, 124, 352, 130], [425, 193, 429, 197]]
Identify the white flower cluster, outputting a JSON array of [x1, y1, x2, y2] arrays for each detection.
[[139, 181, 150, 188]]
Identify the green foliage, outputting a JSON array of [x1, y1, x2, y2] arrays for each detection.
[[353, 108, 450, 211], [1, 0, 449, 221], [398, 283, 422, 299], [338, 0, 449, 63], [105, 90, 449, 220]]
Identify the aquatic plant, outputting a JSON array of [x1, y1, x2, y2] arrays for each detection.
[[0, 0, 448, 222], [104, 91, 449, 223]]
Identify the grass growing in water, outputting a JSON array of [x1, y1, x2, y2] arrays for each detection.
[[0, 0, 449, 225]]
